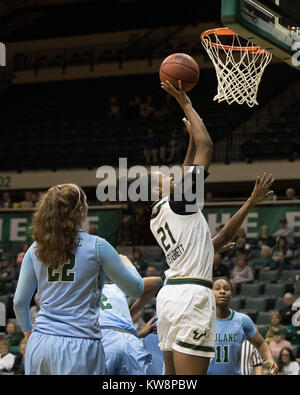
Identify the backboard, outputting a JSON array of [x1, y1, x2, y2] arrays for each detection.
[[221, 0, 300, 69]]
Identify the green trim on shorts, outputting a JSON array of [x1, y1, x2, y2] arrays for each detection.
[[166, 278, 212, 289], [175, 340, 215, 353]]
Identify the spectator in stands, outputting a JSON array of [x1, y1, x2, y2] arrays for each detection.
[[16, 243, 30, 265], [272, 236, 294, 270], [4, 321, 24, 354], [234, 227, 247, 240], [157, 92, 174, 119], [19, 191, 34, 208], [143, 129, 163, 164], [205, 191, 213, 202], [0, 272, 7, 295], [88, 224, 98, 236], [260, 311, 285, 343], [0, 256, 16, 282], [132, 248, 148, 276], [127, 95, 142, 119], [225, 237, 251, 260], [277, 347, 300, 375], [145, 265, 159, 277], [140, 95, 155, 119], [0, 192, 12, 208], [272, 217, 295, 248], [31, 193, 39, 207], [256, 225, 275, 248], [279, 293, 295, 326], [285, 320, 300, 349], [12, 338, 26, 375], [166, 128, 183, 164], [250, 245, 278, 271], [285, 188, 297, 200], [213, 252, 230, 280], [230, 254, 254, 285], [107, 96, 121, 121], [269, 328, 293, 361], [0, 339, 15, 373]]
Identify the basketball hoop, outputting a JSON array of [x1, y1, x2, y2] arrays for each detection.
[[201, 27, 273, 107]]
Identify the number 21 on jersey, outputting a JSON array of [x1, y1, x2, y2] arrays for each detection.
[[157, 222, 176, 252]]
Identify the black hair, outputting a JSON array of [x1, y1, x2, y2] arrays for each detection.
[[213, 277, 233, 291]]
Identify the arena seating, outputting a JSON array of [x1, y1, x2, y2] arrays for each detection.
[[1, 63, 299, 172]]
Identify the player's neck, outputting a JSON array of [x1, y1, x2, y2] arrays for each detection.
[[216, 306, 231, 320]]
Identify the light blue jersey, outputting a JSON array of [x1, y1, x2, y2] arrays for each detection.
[[13, 231, 144, 375], [99, 283, 152, 375], [100, 283, 138, 336], [207, 309, 257, 375]]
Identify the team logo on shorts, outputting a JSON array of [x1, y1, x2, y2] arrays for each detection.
[[192, 329, 207, 340]]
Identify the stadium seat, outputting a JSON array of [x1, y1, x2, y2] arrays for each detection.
[[256, 311, 272, 325], [229, 297, 243, 310], [240, 283, 261, 297], [263, 283, 286, 298], [274, 297, 285, 311], [244, 297, 267, 312], [280, 270, 300, 284], [258, 270, 279, 283]]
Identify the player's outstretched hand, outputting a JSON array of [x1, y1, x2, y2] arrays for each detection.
[[249, 173, 275, 204], [161, 80, 191, 109], [263, 359, 278, 375]]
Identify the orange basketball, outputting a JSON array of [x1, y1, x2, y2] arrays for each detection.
[[159, 53, 200, 92]]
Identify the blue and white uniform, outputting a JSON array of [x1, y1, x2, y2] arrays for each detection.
[[99, 283, 152, 375], [207, 309, 257, 375], [13, 231, 144, 375]]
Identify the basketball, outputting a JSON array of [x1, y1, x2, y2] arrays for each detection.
[[159, 53, 200, 92]]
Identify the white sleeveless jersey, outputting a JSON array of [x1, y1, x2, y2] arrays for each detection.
[[150, 196, 214, 281]]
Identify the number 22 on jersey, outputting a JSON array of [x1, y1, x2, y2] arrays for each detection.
[[47, 255, 76, 283]]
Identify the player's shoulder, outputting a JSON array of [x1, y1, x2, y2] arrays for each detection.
[[231, 309, 253, 324], [234, 310, 256, 331], [150, 197, 169, 220]]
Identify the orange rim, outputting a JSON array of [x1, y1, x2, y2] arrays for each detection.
[[200, 27, 267, 54]]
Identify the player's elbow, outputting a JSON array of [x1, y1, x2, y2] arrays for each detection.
[[131, 280, 144, 299], [194, 134, 213, 149], [13, 295, 26, 316]]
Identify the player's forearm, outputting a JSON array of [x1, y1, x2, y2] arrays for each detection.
[[130, 277, 162, 317], [182, 135, 196, 169], [257, 341, 274, 363], [182, 104, 213, 148], [213, 198, 255, 251]]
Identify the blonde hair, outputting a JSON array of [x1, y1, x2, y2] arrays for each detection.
[[32, 184, 87, 269]]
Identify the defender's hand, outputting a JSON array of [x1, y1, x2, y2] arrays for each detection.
[[249, 173, 275, 204]]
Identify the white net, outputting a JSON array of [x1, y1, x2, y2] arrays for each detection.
[[201, 28, 273, 107]]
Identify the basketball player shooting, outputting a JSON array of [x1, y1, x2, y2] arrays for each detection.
[[149, 79, 215, 375]]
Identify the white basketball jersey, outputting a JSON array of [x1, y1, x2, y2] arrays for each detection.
[[150, 196, 214, 281]]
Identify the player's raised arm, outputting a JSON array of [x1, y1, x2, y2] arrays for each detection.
[[161, 80, 213, 171], [213, 173, 275, 253]]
